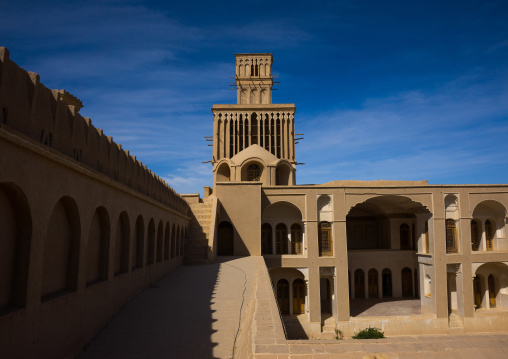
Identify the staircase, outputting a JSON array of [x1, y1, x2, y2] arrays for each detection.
[[184, 197, 213, 265], [321, 314, 336, 339], [448, 311, 465, 333]]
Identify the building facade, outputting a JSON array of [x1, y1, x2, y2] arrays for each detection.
[[210, 53, 508, 338]]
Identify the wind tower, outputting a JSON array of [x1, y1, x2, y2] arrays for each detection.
[[211, 53, 297, 187]]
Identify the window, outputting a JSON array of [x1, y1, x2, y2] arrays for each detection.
[[471, 220, 480, 251], [248, 164, 261, 181], [485, 220, 494, 251], [400, 223, 410, 250], [275, 223, 288, 255], [488, 274, 496, 307], [424, 221, 429, 253], [319, 221, 333, 256], [445, 219, 458, 253], [261, 224, 272, 255], [473, 276, 481, 307], [291, 224, 303, 254]]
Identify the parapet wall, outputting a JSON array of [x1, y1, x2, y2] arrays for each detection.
[[0, 47, 187, 215]]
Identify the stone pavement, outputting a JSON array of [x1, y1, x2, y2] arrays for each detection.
[[78, 256, 257, 359], [78, 257, 508, 359]]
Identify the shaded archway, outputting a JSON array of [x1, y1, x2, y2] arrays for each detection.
[[277, 279, 290, 315], [368, 269, 379, 298], [133, 215, 144, 269], [218, 221, 234, 255], [216, 162, 231, 182], [354, 269, 365, 299], [0, 183, 32, 308], [293, 278, 305, 314], [86, 206, 110, 286], [114, 211, 130, 275]]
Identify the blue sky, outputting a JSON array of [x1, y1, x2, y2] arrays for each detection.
[[2, 1, 508, 194]]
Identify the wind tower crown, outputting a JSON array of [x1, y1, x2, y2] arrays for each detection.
[[235, 53, 273, 105]]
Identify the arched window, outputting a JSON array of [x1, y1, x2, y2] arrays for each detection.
[[293, 279, 305, 314], [424, 221, 429, 253], [401, 267, 413, 297], [114, 212, 130, 275], [485, 220, 494, 251], [290, 224, 303, 255], [445, 219, 458, 253], [275, 168, 280, 185], [156, 220, 163, 262], [400, 223, 410, 250], [248, 164, 261, 181], [488, 274, 496, 308], [147, 219, 155, 264], [368, 269, 378, 298], [275, 223, 288, 255], [319, 221, 333, 256], [471, 220, 480, 251], [473, 275, 481, 308], [354, 269, 365, 298], [261, 223, 272, 255], [277, 279, 289, 314]]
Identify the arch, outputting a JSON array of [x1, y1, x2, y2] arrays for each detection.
[[133, 215, 144, 269], [171, 223, 176, 258], [445, 219, 458, 253], [180, 226, 185, 256], [485, 219, 494, 251], [218, 221, 234, 255], [400, 223, 410, 250], [346, 194, 431, 217], [244, 162, 262, 181], [318, 195, 332, 212], [216, 162, 230, 182], [164, 222, 170, 260], [261, 223, 272, 255], [114, 211, 130, 275], [293, 278, 305, 314], [291, 223, 303, 255], [319, 221, 333, 256], [262, 201, 303, 224], [382, 268, 392, 297], [471, 219, 480, 251], [473, 275, 481, 307], [156, 220, 163, 262], [401, 267, 413, 297], [354, 269, 365, 298], [86, 206, 110, 286], [368, 269, 379, 298], [275, 223, 288, 255], [277, 279, 290, 315], [147, 219, 155, 264], [175, 225, 181, 256], [488, 274, 496, 308], [0, 183, 32, 308], [276, 163, 291, 186]]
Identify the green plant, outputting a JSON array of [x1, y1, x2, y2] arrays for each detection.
[[334, 329, 344, 340], [352, 327, 385, 339]]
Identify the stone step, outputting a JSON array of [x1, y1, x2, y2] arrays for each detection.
[[184, 239, 208, 246], [323, 325, 335, 333], [321, 332, 336, 340], [449, 320, 463, 328]]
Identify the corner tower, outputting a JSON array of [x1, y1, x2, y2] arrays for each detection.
[[211, 53, 297, 187]]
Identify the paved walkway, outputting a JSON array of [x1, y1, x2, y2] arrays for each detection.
[[79, 257, 257, 359]]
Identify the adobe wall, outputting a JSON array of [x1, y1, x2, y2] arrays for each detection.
[[0, 47, 187, 215], [0, 48, 190, 359]]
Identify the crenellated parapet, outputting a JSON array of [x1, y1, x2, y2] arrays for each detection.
[[0, 47, 188, 215]]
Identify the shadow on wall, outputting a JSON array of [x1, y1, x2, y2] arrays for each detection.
[[79, 262, 222, 358]]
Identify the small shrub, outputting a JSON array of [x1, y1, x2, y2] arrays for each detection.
[[335, 329, 343, 340], [352, 327, 385, 339]]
